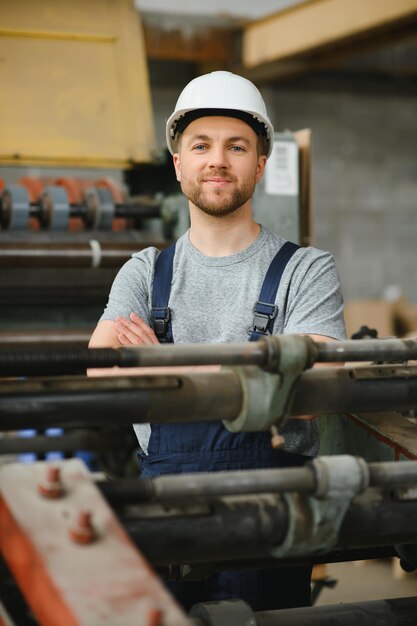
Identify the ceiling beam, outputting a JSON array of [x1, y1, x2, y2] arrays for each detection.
[[242, 0, 417, 72], [143, 23, 234, 65]]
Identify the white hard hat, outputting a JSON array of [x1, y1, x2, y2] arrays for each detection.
[[166, 71, 274, 157]]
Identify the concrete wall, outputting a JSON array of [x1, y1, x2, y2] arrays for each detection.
[[265, 78, 417, 303], [151, 72, 417, 303]]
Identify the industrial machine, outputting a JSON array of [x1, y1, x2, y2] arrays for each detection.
[[1, 3, 416, 623], [0, 335, 417, 625]]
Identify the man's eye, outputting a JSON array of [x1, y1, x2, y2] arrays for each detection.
[[193, 144, 207, 151], [230, 145, 244, 152]]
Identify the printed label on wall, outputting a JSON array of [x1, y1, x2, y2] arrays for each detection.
[[265, 140, 299, 196]]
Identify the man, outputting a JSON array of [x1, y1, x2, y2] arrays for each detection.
[[89, 71, 346, 611]]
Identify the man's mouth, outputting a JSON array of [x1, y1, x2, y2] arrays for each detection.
[[203, 177, 232, 187]]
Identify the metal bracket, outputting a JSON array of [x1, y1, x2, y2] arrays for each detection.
[[272, 455, 369, 558], [223, 334, 313, 432]]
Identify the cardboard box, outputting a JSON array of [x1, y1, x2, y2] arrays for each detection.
[[344, 300, 395, 339]]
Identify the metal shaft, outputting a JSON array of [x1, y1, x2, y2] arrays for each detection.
[[0, 329, 91, 348], [99, 460, 417, 504], [291, 367, 417, 414], [27, 201, 161, 220], [0, 368, 416, 430], [254, 597, 417, 626], [316, 337, 417, 362], [126, 494, 417, 565], [0, 242, 157, 269], [0, 371, 242, 430], [0, 337, 416, 377]]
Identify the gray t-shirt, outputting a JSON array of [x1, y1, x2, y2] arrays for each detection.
[[100, 225, 346, 455]]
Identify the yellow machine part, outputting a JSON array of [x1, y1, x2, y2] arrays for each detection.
[[0, 0, 156, 168]]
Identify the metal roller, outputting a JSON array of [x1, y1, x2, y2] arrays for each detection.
[[0, 184, 30, 230], [83, 186, 115, 230], [39, 186, 71, 231]]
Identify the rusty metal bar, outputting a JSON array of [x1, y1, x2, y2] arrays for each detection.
[[291, 367, 417, 415], [100, 468, 317, 503], [316, 337, 417, 363], [0, 343, 268, 376], [0, 337, 416, 378], [26, 201, 161, 220], [126, 493, 417, 565], [0, 459, 188, 626], [0, 371, 243, 431], [253, 597, 417, 626], [99, 460, 417, 504], [0, 329, 91, 348], [0, 367, 416, 431], [0, 429, 132, 455], [0, 242, 149, 269]]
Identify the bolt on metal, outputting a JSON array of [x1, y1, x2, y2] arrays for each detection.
[[146, 606, 163, 626], [38, 465, 64, 499], [68, 510, 96, 545], [270, 425, 285, 449]]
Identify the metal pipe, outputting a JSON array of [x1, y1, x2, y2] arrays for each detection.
[[126, 494, 417, 565], [127, 494, 289, 565], [27, 201, 161, 220], [0, 371, 243, 430], [0, 343, 268, 377], [0, 430, 129, 455], [0, 242, 152, 269], [254, 597, 417, 626], [317, 337, 417, 362], [291, 367, 417, 415], [0, 368, 416, 430], [0, 337, 416, 377], [99, 461, 417, 504], [0, 330, 91, 348], [368, 461, 417, 488], [186, 546, 398, 573], [99, 467, 318, 503]]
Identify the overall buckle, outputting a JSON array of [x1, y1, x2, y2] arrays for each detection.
[[152, 307, 171, 338], [251, 301, 278, 335]]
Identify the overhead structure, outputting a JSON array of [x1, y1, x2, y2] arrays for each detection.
[[242, 0, 417, 81], [0, 0, 156, 168]]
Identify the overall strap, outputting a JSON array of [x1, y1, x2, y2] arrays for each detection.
[[249, 241, 300, 342], [151, 243, 176, 343]]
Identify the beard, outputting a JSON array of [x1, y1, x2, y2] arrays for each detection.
[[180, 171, 257, 218]]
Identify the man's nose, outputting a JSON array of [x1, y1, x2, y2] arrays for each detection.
[[207, 146, 228, 169]]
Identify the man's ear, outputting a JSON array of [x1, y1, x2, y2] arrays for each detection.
[[173, 153, 181, 182], [255, 155, 267, 183]]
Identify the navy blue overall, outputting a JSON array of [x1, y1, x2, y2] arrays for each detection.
[[140, 241, 312, 611]]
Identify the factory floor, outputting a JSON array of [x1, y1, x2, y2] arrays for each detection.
[[315, 559, 417, 605]]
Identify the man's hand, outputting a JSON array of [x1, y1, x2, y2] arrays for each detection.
[[114, 313, 159, 346]]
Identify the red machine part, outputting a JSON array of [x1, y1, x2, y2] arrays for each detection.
[[0, 460, 188, 626], [54, 177, 83, 205], [18, 177, 44, 203]]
